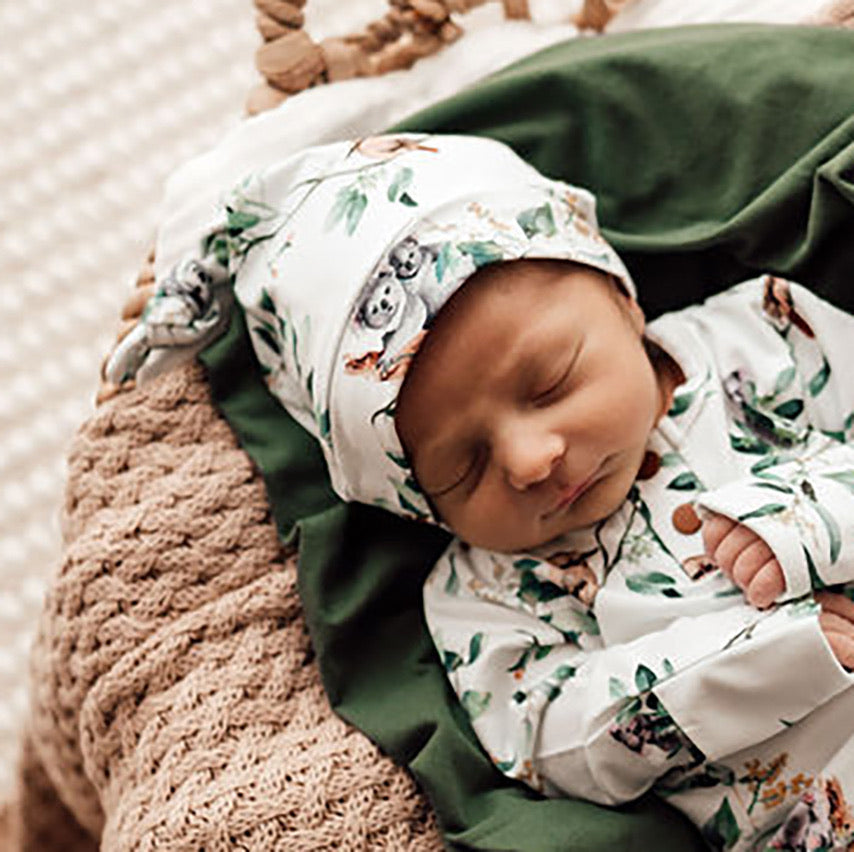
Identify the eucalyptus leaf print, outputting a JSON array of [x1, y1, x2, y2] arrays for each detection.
[[387, 166, 418, 207], [445, 554, 460, 595], [507, 633, 553, 677], [516, 203, 557, 238], [702, 797, 741, 852], [730, 427, 772, 455], [434, 242, 453, 283], [737, 503, 787, 521], [773, 399, 804, 420], [444, 632, 485, 673], [751, 455, 786, 476], [542, 664, 577, 702], [625, 571, 681, 597], [669, 389, 695, 417], [667, 471, 703, 491], [635, 664, 657, 692], [810, 499, 841, 564], [808, 356, 831, 397], [493, 755, 517, 774], [461, 690, 492, 721], [316, 408, 331, 442], [390, 475, 429, 520], [773, 364, 797, 395], [458, 240, 505, 268], [253, 321, 282, 357], [326, 185, 369, 236], [724, 368, 807, 448], [517, 571, 568, 604]]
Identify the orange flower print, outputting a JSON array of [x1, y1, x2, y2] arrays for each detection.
[[826, 776, 854, 837]]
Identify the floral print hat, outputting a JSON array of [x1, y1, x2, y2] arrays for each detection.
[[122, 134, 637, 523]]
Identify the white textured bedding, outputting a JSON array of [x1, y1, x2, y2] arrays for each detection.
[[0, 0, 833, 796]]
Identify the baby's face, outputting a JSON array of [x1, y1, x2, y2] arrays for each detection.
[[395, 260, 668, 552]]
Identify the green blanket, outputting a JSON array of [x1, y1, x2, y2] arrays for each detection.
[[201, 24, 854, 851]]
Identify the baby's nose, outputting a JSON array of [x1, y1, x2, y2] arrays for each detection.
[[498, 429, 566, 491]]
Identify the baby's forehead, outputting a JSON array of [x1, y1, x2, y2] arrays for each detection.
[[442, 259, 614, 328]]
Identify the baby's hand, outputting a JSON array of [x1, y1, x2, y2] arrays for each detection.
[[701, 512, 785, 609], [816, 591, 854, 670]]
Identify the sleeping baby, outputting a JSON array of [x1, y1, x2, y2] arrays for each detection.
[[108, 133, 854, 852]]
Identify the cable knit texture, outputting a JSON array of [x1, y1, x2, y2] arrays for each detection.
[[8, 364, 440, 850]]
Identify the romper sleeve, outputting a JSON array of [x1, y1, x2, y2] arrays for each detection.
[[694, 279, 854, 601], [423, 537, 854, 806]]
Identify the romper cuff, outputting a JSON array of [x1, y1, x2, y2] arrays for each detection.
[[654, 604, 853, 762]]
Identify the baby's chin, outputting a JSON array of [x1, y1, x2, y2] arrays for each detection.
[[521, 471, 634, 551]]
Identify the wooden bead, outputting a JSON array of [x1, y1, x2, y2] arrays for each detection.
[[245, 82, 289, 116], [444, 0, 474, 12], [320, 38, 370, 82], [347, 31, 385, 52], [388, 7, 420, 28], [256, 11, 289, 41], [255, 31, 324, 93], [439, 19, 463, 43], [368, 18, 402, 43], [410, 0, 449, 22], [255, 0, 305, 27], [573, 0, 626, 30], [502, 0, 530, 19]]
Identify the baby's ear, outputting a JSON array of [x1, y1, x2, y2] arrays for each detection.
[[622, 292, 646, 335]]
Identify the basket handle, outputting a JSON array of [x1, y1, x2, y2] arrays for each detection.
[[249, 0, 530, 114]]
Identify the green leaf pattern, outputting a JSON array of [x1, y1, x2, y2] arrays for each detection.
[[422, 276, 854, 830]]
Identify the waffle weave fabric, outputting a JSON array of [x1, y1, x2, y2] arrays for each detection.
[[6, 364, 440, 850]]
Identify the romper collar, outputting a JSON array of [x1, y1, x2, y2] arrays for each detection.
[[645, 311, 711, 446]]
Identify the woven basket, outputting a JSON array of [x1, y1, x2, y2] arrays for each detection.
[[11, 0, 854, 848]]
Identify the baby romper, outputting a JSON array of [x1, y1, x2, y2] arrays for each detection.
[[424, 276, 854, 851]]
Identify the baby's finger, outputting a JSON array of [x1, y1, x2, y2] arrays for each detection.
[[821, 624, 854, 671], [701, 513, 736, 559], [712, 524, 768, 585], [732, 538, 774, 589], [745, 560, 785, 609], [820, 610, 854, 635], [816, 591, 854, 625]]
